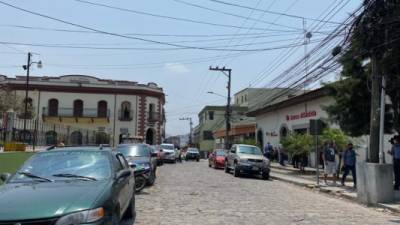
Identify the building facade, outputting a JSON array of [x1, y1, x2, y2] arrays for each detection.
[[193, 105, 248, 151], [0, 75, 165, 146], [248, 88, 333, 148]]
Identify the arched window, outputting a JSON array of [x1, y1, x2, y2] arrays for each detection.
[[120, 101, 131, 121], [97, 100, 107, 118], [48, 99, 58, 116], [45, 131, 57, 145], [148, 103, 156, 121], [73, 99, 83, 117], [96, 132, 110, 144], [70, 131, 83, 146]]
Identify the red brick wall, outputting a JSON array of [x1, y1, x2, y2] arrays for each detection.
[[138, 95, 146, 137]]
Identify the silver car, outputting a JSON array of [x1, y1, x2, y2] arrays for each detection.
[[225, 144, 270, 180], [160, 143, 177, 163]]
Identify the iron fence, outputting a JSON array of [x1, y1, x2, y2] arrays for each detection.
[[0, 113, 111, 150]]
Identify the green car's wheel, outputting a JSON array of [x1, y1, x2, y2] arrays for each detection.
[[147, 171, 156, 186], [123, 195, 136, 221]]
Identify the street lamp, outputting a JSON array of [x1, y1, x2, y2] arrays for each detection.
[[207, 91, 227, 99], [179, 117, 193, 146], [22, 52, 42, 141]]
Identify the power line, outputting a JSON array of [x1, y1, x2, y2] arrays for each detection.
[[0, 1, 329, 52], [0, 24, 307, 38], [74, 0, 300, 32], [208, 0, 345, 25], [0, 38, 326, 52], [171, 0, 301, 31]]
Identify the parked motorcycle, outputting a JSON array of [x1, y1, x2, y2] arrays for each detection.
[[133, 164, 149, 193]]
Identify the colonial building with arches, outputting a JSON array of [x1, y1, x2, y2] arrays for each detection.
[[0, 75, 166, 146]]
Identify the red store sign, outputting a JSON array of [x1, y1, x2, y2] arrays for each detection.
[[286, 111, 317, 121]]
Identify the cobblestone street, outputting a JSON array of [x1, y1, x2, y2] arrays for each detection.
[[127, 160, 399, 225]]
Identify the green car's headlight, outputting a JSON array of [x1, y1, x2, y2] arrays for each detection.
[[55, 207, 104, 225]]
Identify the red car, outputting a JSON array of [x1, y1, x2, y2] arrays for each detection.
[[208, 149, 226, 169]]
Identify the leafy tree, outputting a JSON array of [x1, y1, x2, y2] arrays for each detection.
[[324, 0, 400, 136], [281, 133, 313, 156], [0, 86, 24, 115]]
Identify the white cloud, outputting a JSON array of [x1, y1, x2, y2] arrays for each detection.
[[164, 62, 189, 74]]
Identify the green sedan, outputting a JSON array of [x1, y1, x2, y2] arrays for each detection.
[[0, 148, 136, 225]]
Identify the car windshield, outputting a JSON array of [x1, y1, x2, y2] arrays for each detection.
[[11, 151, 111, 182], [161, 144, 174, 150], [215, 150, 225, 156], [118, 145, 149, 157], [188, 148, 199, 153], [238, 146, 263, 155]]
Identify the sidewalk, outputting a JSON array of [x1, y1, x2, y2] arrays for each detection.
[[270, 162, 400, 214]]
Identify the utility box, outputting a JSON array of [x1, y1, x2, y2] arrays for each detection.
[[309, 119, 323, 135]]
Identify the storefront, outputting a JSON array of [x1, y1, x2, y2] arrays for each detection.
[[248, 88, 334, 148]]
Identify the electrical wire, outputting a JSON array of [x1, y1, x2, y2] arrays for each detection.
[[74, 0, 300, 32]]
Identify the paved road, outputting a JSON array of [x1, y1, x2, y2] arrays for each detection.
[[129, 160, 399, 225]]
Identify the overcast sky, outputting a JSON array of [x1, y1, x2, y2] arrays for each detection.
[[0, 0, 361, 136]]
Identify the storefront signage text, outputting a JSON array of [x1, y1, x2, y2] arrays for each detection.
[[286, 111, 317, 121]]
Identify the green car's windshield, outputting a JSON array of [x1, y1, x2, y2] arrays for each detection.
[[118, 145, 149, 157], [11, 151, 111, 182], [188, 148, 199, 153], [238, 146, 263, 155]]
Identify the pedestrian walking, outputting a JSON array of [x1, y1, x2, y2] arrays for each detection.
[[323, 141, 337, 185], [264, 142, 273, 159], [341, 143, 356, 188], [388, 135, 400, 190]]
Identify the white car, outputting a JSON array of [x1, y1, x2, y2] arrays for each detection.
[[160, 143, 178, 163]]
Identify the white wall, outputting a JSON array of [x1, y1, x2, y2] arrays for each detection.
[[256, 96, 334, 147]]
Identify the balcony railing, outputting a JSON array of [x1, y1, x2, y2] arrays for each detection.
[[118, 110, 133, 121], [42, 107, 110, 118], [148, 112, 161, 122]]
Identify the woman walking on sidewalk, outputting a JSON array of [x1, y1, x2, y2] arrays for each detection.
[[341, 143, 356, 188]]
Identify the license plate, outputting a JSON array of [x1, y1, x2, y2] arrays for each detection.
[[252, 167, 259, 171]]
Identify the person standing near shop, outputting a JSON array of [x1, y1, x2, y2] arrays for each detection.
[[264, 142, 273, 159], [341, 143, 356, 188], [323, 141, 337, 185], [388, 135, 400, 190]]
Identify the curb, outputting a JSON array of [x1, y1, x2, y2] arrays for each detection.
[[270, 173, 400, 215]]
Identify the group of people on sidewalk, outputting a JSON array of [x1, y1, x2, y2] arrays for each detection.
[[322, 141, 356, 188], [263, 134, 400, 191], [263, 141, 357, 188]]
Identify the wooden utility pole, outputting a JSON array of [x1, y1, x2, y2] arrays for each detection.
[[179, 117, 193, 146], [209, 66, 231, 150]]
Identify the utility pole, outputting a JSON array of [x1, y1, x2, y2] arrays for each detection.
[[209, 66, 231, 150], [179, 117, 193, 146], [23, 52, 32, 136], [369, 54, 381, 163], [22, 52, 42, 144]]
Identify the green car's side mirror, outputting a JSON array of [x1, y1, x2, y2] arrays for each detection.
[[116, 170, 131, 180], [0, 173, 11, 182]]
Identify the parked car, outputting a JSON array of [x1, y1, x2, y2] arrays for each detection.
[[208, 149, 226, 169], [225, 144, 270, 180], [185, 147, 200, 161], [0, 147, 136, 224], [117, 144, 158, 186], [160, 143, 177, 163]]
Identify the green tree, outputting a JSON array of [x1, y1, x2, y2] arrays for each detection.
[[324, 0, 400, 136], [0, 86, 24, 115], [281, 133, 313, 156]]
